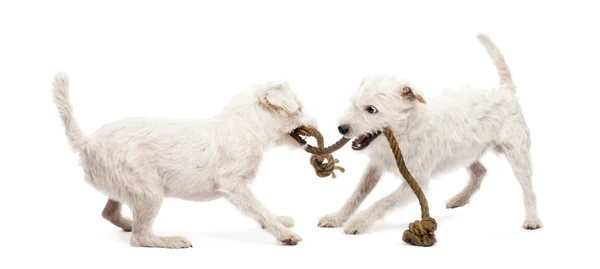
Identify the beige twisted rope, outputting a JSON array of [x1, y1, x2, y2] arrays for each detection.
[[382, 128, 437, 246], [298, 125, 437, 246], [295, 126, 350, 178]]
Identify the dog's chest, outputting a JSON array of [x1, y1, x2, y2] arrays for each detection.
[[366, 139, 404, 170], [236, 156, 262, 183], [365, 137, 429, 177]]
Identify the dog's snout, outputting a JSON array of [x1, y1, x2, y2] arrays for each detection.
[[338, 125, 350, 135]]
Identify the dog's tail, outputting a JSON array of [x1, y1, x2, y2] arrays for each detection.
[[52, 72, 88, 151], [477, 33, 516, 92]]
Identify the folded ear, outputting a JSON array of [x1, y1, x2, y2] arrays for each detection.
[[261, 82, 300, 113], [400, 86, 426, 104]]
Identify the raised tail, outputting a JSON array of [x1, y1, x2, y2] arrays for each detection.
[[477, 33, 516, 92], [52, 72, 87, 151]]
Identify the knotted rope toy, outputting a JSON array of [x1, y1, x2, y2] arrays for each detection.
[[382, 128, 437, 246], [294, 126, 350, 178], [297, 125, 437, 247]]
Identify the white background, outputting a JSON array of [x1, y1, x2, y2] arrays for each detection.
[[1, 0, 599, 268]]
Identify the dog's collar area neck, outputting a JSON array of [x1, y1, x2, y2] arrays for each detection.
[[225, 116, 273, 148]]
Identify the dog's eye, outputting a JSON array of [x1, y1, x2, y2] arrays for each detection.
[[365, 106, 378, 114]]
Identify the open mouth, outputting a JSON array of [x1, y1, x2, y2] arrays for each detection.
[[352, 131, 382, 150], [289, 128, 308, 145]]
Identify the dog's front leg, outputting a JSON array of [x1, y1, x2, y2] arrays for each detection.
[[219, 184, 301, 245], [318, 165, 382, 228], [344, 180, 430, 235]]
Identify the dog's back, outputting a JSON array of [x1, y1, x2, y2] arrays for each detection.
[[52, 73, 217, 201], [370, 34, 526, 178]]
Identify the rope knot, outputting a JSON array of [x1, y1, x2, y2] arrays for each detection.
[[402, 217, 437, 247], [309, 153, 344, 178], [295, 126, 350, 179]]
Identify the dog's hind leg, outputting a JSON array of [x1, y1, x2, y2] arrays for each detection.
[[129, 195, 192, 248], [502, 144, 543, 229], [446, 161, 487, 209], [496, 118, 542, 229], [318, 165, 382, 228], [102, 199, 132, 232]]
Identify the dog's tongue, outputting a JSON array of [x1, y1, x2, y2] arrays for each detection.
[[352, 135, 367, 146]]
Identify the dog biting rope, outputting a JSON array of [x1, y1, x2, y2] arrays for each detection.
[[297, 125, 437, 246]]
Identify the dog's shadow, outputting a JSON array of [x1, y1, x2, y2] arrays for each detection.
[[368, 214, 457, 234], [109, 214, 458, 246], [209, 228, 279, 246], [107, 225, 278, 246]]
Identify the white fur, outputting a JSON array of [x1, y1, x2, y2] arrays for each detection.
[[53, 75, 315, 248], [319, 33, 543, 234]]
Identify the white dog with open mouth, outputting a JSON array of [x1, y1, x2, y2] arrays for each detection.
[[53, 74, 315, 248], [318, 33, 543, 235]]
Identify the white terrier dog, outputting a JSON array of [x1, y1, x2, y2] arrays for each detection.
[[53, 74, 316, 248], [319, 34, 543, 235]]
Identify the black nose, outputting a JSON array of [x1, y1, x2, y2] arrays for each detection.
[[338, 125, 350, 135]]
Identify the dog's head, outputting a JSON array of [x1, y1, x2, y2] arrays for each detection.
[[338, 75, 426, 151], [251, 81, 316, 149]]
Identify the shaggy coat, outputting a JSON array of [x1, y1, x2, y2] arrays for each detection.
[[53, 76, 315, 248], [318, 34, 543, 234]]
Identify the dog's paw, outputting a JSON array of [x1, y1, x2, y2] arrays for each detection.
[[445, 195, 470, 209], [260, 216, 295, 229], [131, 235, 193, 249], [523, 218, 543, 230], [343, 216, 372, 235], [318, 213, 346, 228], [278, 231, 302, 246], [120, 219, 133, 232]]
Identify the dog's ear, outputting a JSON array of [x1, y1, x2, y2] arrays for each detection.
[[400, 86, 426, 104], [261, 82, 300, 113]]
